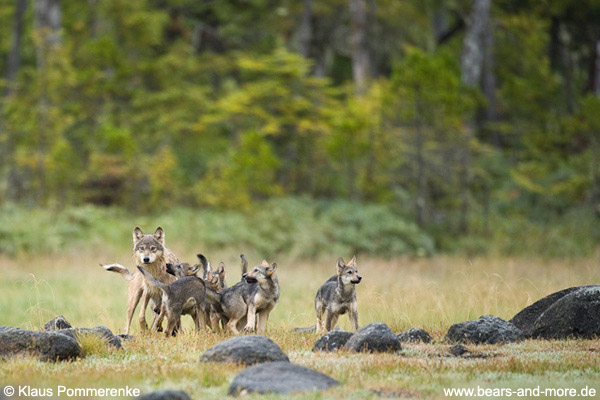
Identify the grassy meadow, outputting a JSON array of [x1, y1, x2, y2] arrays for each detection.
[[1, 246, 600, 399]]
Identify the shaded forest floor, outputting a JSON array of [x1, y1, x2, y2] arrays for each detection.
[[1, 254, 599, 398]]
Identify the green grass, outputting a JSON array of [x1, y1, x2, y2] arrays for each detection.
[[1, 252, 599, 399]]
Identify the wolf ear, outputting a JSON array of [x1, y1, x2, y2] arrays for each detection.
[[261, 259, 269, 268], [336, 258, 346, 274], [347, 255, 356, 267], [133, 227, 144, 244], [190, 264, 200, 274], [153, 227, 165, 244], [166, 263, 176, 276], [217, 261, 225, 280], [267, 263, 277, 276]]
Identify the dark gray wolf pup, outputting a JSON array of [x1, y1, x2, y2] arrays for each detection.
[[219, 259, 279, 334], [137, 266, 207, 337]]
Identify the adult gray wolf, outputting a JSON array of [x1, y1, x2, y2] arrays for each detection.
[[101, 227, 178, 334]]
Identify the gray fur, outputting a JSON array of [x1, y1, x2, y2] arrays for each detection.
[[204, 261, 228, 331], [166, 262, 201, 278], [315, 256, 361, 333], [137, 266, 207, 337], [220, 260, 279, 334]]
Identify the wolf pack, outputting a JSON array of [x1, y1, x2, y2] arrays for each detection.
[[101, 227, 362, 336]]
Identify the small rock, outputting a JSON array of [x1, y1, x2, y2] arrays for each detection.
[[510, 285, 597, 337], [200, 335, 289, 366], [0, 327, 81, 361], [396, 328, 432, 343], [445, 315, 524, 345], [44, 315, 72, 331], [532, 286, 600, 339], [344, 322, 402, 353], [449, 344, 469, 356], [137, 390, 191, 400], [228, 361, 338, 396], [312, 330, 353, 352]]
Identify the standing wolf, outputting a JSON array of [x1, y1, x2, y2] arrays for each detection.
[[137, 266, 207, 337], [314, 256, 362, 333], [102, 227, 178, 334], [218, 259, 280, 334]]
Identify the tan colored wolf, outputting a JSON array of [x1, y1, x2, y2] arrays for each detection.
[[102, 227, 178, 334]]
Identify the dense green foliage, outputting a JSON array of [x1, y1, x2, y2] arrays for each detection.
[[0, 201, 435, 258], [1, 0, 600, 257]]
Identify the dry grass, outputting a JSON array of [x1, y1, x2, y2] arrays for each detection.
[[1, 253, 599, 399]]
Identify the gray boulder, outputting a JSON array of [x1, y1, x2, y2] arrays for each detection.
[[43, 315, 72, 331], [510, 285, 597, 337], [137, 391, 191, 400], [344, 322, 402, 353], [55, 326, 122, 348], [228, 361, 338, 396], [312, 330, 353, 352], [445, 315, 524, 344], [0, 327, 81, 361], [396, 328, 432, 343], [200, 335, 289, 366], [532, 286, 600, 339]]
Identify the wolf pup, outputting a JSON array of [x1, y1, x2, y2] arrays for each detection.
[[315, 256, 361, 334], [220, 259, 279, 334], [137, 266, 207, 336], [202, 255, 249, 331], [204, 261, 228, 331], [102, 227, 178, 334], [166, 258, 204, 278]]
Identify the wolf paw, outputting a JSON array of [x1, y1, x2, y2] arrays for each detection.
[[243, 325, 255, 333]]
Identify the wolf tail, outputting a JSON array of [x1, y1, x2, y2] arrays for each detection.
[[240, 254, 248, 277], [101, 263, 133, 281], [137, 266, 169, 294], [197, 254, 209, 280]]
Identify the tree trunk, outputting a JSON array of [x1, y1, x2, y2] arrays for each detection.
[[433, 7, 449, 43], [88, 0, 99, 38], [459, 0, 490, 234], [594, 40, 600, 98], [592, 40, 600, 212], [415, 92, 427, 227], [461, 0, 490, 86], [34, 0, 62, 203], [2, 0, 28, 201], [349, 0, 370, 95], [4, 0, 27, 97], [35, 0, 62, 68], [482, 16, 500, 146], [299, 0, 313, 59]]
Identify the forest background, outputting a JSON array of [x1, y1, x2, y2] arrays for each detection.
[[2, 0, 600, 260]]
